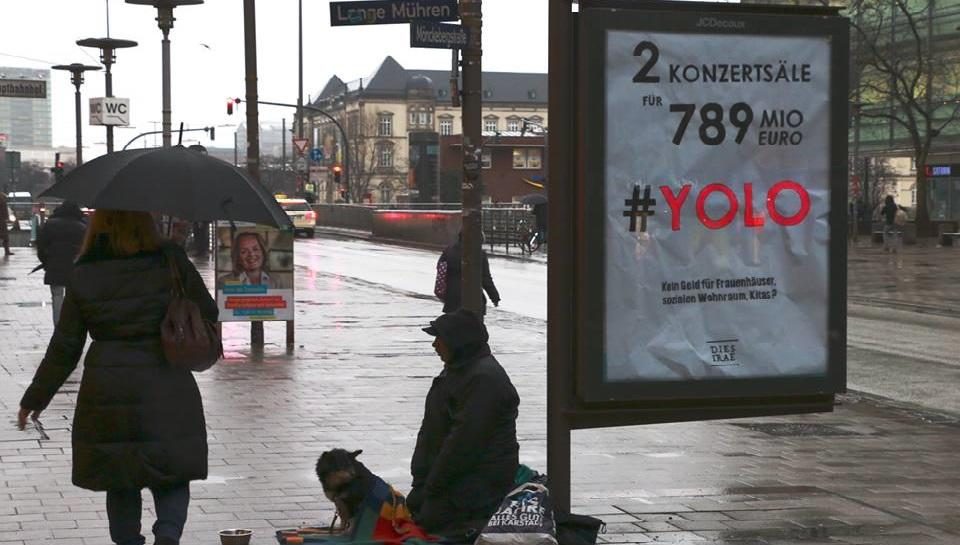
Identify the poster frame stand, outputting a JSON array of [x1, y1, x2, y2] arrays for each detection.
[[212, 221, 296, 350], [547, 0, 848, 511]]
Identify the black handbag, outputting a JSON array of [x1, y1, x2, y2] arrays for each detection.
[[160, 249, 222, 372]]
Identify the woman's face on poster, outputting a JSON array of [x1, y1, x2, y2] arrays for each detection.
[[238, 235, 264, 272]]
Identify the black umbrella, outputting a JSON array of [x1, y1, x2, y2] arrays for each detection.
[[519, 193, 548, 206], [40, 146, 292, 228]]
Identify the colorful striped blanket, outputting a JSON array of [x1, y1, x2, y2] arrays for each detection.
[[276, 476, 436, 545]]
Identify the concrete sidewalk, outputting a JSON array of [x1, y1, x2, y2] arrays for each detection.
[[1, 249, 960, 545]]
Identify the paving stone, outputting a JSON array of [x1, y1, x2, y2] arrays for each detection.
[[2, 246, 960, 545]]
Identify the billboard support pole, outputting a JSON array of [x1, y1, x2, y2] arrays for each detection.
[[547, 0, 575, 513]]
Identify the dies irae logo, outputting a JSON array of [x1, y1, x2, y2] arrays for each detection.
[[624, 181, 811, 232], [708, 339, 739, 366]]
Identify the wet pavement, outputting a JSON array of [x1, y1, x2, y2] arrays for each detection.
[[1, 239, 959, 545]]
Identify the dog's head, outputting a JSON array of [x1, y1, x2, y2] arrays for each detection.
[[316, 448, 363, 500]]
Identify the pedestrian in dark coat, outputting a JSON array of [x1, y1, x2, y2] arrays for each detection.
[[35, 201, 87, 325], [0, 191, 12, 256], [17, 210, 217, 545], [434, 233, 501, 314], [407, 309, 520, 537]]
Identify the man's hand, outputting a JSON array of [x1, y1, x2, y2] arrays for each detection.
[[493, 300, 499, 308], [16, 407, 40, 431]]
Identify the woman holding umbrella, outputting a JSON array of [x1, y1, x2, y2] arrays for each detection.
[[16, 209, 217, 545]]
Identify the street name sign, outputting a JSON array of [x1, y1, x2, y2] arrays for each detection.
[[577, 6, 848, 403], [410, 22, 469, 49], [0, 78, 46, 99], [89, 97, 130, 126], [330, 0, 458, 26]]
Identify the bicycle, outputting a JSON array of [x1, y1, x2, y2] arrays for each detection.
[[516, 219, 544, 254]]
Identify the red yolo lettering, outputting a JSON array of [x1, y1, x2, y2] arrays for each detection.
[[658, 180, 810, 231]]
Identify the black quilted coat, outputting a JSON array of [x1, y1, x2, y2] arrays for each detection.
[[20, 242, 217, 491]]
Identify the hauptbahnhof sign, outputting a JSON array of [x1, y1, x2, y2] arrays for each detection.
[[329, 0, 458, 26], [0, 78, 47, 99]]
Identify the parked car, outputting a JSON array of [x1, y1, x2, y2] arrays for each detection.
[[276, 195, 317, 238]]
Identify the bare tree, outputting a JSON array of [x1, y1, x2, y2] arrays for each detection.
[[849, 0, 960, 234], [346, 113, 383, 203], [324, 110, 401, 203]]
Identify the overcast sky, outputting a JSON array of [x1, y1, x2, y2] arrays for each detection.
[[0, 0, 549, 159]]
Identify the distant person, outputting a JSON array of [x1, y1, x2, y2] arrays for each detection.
[[408, 309, 520, 537], [532, 201, 548, 244], [874, 195, 908, 253], [17, 209, 217, 545], [217, 231, 290, 289], [0, 191, 12, 256], [35, 201, 87, 324], [434, 232, 500, 315]]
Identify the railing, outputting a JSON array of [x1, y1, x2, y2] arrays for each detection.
[[311, 202, 538, 251]]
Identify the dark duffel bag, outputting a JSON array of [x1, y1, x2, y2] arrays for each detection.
[[555, 511, 605, 545]]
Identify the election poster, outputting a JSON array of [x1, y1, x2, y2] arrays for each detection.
[[578, 9, 847, 400], [215, 223, 295, 321]]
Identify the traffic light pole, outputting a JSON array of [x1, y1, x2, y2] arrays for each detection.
[[459, 0, 483, 315], [255, 100, 351, 202], [122, 127, 214, 150]]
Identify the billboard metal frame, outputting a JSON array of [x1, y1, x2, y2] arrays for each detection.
[[546, 0, 849, 511]]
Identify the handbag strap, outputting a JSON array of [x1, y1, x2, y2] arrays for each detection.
[[163, 247, 186, 298]]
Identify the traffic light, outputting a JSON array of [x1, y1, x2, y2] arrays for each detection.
[[50, 152, 64, 181], [227, 99, 234, 115], [333, 165, 344, 200]]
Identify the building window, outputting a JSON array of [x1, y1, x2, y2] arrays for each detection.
[[377, 114, 393, 137], [512, 148, 542, 169], [377, 142, 394, 168], [419, 111, 432, 127], [506, 117, 521, 132], [484, 117, 498, 132], [482, 149, 492, 169], [379, 182, 393, 203], [409, 111, 417, 126], [439, 117, 453, 136]]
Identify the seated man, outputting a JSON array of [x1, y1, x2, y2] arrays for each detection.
[[408, 309, 520, 537]]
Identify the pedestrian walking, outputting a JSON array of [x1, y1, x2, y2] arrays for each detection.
[[35, 201, 87, 325], [0, 191, 12, 256], [408, 309, 520, 538], [874, 195, 907, 253], [434, 232, 501, 314], [16, 209, 217, 545]]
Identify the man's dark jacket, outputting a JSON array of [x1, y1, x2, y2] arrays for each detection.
[[410, 310, 519, 535], [36, 203, 87, 286], [20, 242, 217, 491], [437, 240, 500, 314]]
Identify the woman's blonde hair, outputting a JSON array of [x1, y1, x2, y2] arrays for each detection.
[[79, 210, 161, 258], [231, 231, 269, 276]]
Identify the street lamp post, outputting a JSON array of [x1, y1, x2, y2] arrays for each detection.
[[125, 0, 203, 148], [77, 37, 138, 153], [52, 63, 102, 165]]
